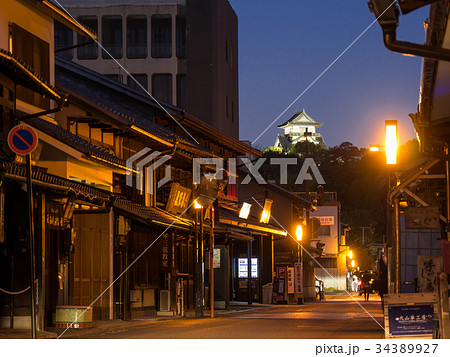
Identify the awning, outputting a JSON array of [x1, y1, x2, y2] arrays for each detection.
[[0, 159, 112, 206], [214, 225, 254, 242], [114, 198, 192, 231], [0, 49, 66, 106], [31, 0, 98, 40], [218, 207, 287, 236]]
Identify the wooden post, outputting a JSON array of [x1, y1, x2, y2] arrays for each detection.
[[209, 206, 214, 318], [438, 272, 449, 339]]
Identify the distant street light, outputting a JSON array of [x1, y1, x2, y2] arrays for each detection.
[[296, 225, 303, 242], [349, 250, 353, 260]]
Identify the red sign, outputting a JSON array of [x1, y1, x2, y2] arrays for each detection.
[[8, 124, 39, 155]]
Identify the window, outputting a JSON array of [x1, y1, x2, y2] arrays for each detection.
[[54, 21, 73, 59], [77, 17, 98, 59], [176, 74, 186, 109], [151, 16, 171, 58], [102, 16, 122, 59], [152, 74, 172, 104], [127, 74, 148, 91], [176, 16, 186, 59], [10, 23, 50, 109], [127, 16, 147, 59]]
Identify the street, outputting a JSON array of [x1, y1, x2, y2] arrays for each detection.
[[64, 293, 385, 339]]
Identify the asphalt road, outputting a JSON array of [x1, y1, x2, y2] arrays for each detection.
[[76, 294, 385, 339]]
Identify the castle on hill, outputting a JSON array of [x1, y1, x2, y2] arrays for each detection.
[[274, 109, 326, 152]]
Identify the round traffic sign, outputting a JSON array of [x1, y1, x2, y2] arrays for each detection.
[[8, 124, 39, 155]]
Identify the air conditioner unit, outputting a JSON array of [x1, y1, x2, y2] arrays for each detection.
[[159, 290, 170, 312]]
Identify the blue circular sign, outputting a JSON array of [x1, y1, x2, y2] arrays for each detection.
[[8, 124, 39, 155]]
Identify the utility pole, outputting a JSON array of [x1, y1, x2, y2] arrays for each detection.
[[304, 131, 312, 301], [362, 227, 370, 246], [26, 154, 36, 339]]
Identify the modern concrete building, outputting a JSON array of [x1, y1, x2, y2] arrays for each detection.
[[56, 0, 239, 139]]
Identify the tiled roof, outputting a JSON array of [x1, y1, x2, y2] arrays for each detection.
[[0, 49, 67, 106], [278, 109, 322, 128], [55, 56, 211, 156], [0, 159, 193, 230], [0, 159, 112, 203], [26, 117, 127, 169], [114, 198, 192, 230]]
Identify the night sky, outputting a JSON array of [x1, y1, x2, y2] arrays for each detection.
[[229, 1, 429, 150]]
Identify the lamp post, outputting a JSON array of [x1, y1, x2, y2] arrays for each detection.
[[385, 120, 399, 294], [303, 130, 314, 301], [370, 121, 399, 293], [296, 224, 303, 304], [194, 199, 203, 317]]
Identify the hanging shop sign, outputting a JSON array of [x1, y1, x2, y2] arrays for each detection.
[[160, 234, 171, 271], [405, 207, 439, 229], [417, 256, 443, 292], [287, 267, 295, 294], [46, 201, 65, 230], [294, 262, 303, 294], [166, 183, 191, 215]]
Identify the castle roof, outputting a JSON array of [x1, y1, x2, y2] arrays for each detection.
[[277, 109, 322, 129]]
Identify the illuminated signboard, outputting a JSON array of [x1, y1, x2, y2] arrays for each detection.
[[238, 258, 258, 278]]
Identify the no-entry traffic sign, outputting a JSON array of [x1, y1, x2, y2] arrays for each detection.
[[8, 124, 39, 155]]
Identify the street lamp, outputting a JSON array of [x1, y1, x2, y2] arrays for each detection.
[[385, 120, 398, 165], [194, 199, 203, 317], [348, 250, 353, 260], [296, 224, 304, 304], [260, 198, 273, 224], [385, 120, 400, 294], [296, 224, 303, 263], [239, 202, 251, 219]]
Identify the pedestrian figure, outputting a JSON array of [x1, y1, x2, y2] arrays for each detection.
[[377, 256, 388, 309], [362, 277, 371, 301]]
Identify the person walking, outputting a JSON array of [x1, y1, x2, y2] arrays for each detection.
[[362, 277, 371, 301]]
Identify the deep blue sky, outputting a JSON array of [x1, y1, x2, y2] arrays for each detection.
[[229, 1, 429, 150]]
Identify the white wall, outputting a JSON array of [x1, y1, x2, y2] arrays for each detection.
[[310, 204, 340, 255]]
